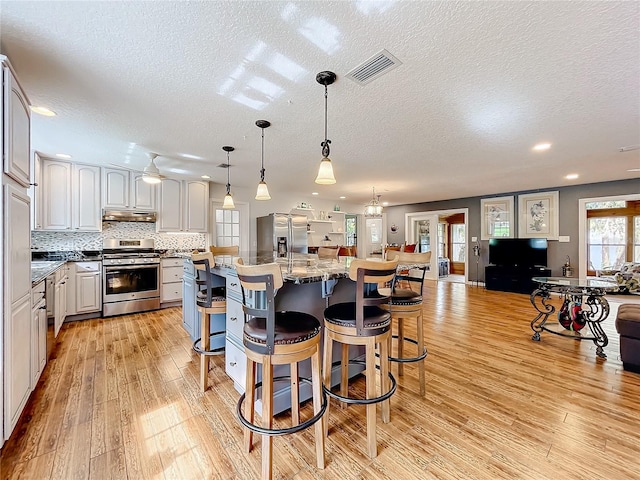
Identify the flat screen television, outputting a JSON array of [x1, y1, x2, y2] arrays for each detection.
[[488, 238, 548, 268]]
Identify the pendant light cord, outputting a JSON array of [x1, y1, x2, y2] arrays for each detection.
[[322, 84, 331, 157], [260, 127, 265, 181], [226, 151, 231, 194]]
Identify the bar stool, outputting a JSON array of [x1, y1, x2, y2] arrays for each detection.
[[210, 245, 240, 256], [322, 258, 398, 459], [234, 259, 326, 480], [192, 252, 226, 392], [381, 251, 430, 396]]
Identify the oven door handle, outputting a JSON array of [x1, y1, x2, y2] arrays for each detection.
[[104, 264, 159, 272]]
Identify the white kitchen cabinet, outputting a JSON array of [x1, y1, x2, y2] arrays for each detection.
[[157, 179, 208, 233], [161, 257, 184, 303], [3, 184, 32, 440], [31, 281, 46, 389], [54, 266, 68, 337], [66, 261, 101, 316], [2, 60, 30, 188], [102, 167, 155, 210], [30, 152, 42, 230], [39, 160, 101, 231]]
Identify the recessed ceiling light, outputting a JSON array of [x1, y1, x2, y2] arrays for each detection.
[[339, 196, 346, 199], [181, 153, 203, 160], [565, 173, 579, 180], [382, 201, 389, 206], [627, 168, 640, 172], [201, 175, 210, 179], [312, 192, 319, 195], [55, 153, 72, 159], [533, 143, 551, 151], [30, 106, 56, 116]]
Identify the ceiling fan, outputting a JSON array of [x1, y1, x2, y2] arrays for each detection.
[[141, 152, 166, 184]]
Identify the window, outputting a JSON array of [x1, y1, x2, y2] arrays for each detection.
[[588, 217, 626, 270], [437, 223, 446, 258], [586, 200, 639, 273], [451, 224, 466, 262], [345, 215, 357, 246], [214, 208, 240, 247]]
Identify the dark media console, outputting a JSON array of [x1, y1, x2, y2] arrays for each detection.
[[485, 265, 552, 294]]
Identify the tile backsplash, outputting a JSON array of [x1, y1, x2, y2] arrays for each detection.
[[32, 222, 207, 251]]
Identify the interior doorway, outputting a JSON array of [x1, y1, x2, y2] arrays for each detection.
[[406, 209, 469, 283]]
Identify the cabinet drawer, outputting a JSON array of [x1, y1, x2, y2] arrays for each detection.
[[74, 261, 101, 272], [162, 258, 184, 268], [226, 298, 244, 342], [226, 274, 242, 297], [162, 266, 184, 283], [225, 339, 246, 391], [161, 283, 182, 302], [32, 280, 46, 304]]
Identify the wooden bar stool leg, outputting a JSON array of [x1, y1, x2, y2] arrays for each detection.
[[311, 345, 326, 469], [322, 332, 333, 437], [365, 337, 377, 459], [200, 310, 210, 392], [379, 332, 391, 424], [397, 317, 404, 377], [417, 311, 426, 396], [262, 356, 274, 480], [340, 343, 349, 409], [244, 358, 256, 452], [290, 361, 300, 425]]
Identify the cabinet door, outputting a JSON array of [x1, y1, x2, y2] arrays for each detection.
[[76, 272, 101, 313], [41, 160, 72, 230], [102, 168, 130, 208], [73, 164, 101, 231], [3, 65, 31, 187], [37, 304, 47, 378], [30, 152, 42, 230], [4, 184, 31, 302], [132, 173, 155, 210], [184, 181, 208, 233], [182, 274, 196, 339], [4, 294, 31, 436], [157, 178, 183, 232]]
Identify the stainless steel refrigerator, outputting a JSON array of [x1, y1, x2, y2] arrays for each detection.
[[257, 213, 308, 256]]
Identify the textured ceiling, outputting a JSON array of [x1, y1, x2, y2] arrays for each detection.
[[1, 1, 638, 206]]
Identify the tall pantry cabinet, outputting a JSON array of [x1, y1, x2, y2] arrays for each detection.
[[1, 55, 32, 445]]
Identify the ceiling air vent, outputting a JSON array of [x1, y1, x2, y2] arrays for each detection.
[[217, 163, 230, 168], [345, 49, 402, 86]]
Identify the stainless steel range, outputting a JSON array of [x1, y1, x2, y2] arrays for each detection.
[[102, 239, 160, 317]]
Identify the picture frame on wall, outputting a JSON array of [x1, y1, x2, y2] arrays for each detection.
[[480, 196, 515, 240], [518, 191, 559, 240]]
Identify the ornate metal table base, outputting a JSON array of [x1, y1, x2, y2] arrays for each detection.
[[530, 277, 615, 359]]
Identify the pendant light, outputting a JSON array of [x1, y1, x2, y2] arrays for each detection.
[[142, 152, 162, 184], [255, 120, 271, 200], [364, 187, 383, 217], [315, 71, 337, 185], [222, 146, 235, 209]]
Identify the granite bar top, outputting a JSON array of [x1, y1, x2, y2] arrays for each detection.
[[211, 252, 353, 284], [31, 260, 66, 285]]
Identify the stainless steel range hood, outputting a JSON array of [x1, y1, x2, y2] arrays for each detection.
[[102, 210, 157, 222]]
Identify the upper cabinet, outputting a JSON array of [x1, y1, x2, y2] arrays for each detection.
[[2, 60, 31, 188], [157, 179, 208, 233], [102, 167, 156, 210], [38, 159, 101, 231]]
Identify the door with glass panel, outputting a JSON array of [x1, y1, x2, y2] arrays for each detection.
[[211, 203, 249, 253], [410, 214, 438, 280]]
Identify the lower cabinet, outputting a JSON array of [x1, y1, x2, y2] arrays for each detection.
[[54, 266, 68, 337], [67, 261, 101, 316], [161, 258, 184, 304], [31, 281, 46, 389], [485, 265, 552, 294], [182, 261, 197, 337]]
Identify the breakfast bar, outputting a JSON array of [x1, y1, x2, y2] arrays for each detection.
[[196, 253, 364, 415]]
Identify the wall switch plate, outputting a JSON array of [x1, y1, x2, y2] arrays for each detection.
[[471, 236, 478, 242], [559, 236, 570, 242]]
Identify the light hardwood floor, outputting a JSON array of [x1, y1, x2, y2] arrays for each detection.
[[2, 283, 639, 479]]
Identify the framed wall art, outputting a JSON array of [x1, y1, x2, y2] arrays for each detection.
[[518, 191, 559, 240], [480, 196, 515, 240]]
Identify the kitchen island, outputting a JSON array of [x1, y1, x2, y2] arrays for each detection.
[[184, 253, 363, 415]]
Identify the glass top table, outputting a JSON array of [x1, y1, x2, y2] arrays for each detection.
[[529, 276, 617, 358]]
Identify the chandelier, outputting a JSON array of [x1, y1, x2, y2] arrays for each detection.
[[364, 187, 383, 217]]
